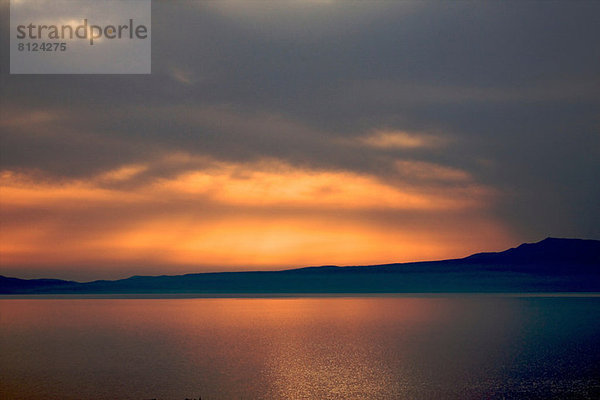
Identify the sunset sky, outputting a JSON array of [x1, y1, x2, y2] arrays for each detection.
[[1, 1, 599, 281]]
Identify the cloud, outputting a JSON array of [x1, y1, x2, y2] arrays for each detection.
[[1, 1, 599, 279], [0, 156, 489, 212], [168, 65, 196, 85], [394, 160, 471, 183], [344, 79, 600, 107], [0, 157, 510, 279], [357, 130, 447, 150], [200, 0, 419, 40]]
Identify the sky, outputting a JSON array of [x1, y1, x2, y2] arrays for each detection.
[[1, 1, 599, 281]]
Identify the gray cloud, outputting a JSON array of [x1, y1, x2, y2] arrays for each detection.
[[1, 0, 599, 242]]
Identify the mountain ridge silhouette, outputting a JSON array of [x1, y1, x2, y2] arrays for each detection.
[[2, 237, 599, 294]]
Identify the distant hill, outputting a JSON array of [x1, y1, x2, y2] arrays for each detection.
[[1, 237, 599, 295]]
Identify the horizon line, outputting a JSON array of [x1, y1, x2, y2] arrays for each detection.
[[2, 236, 597, 283]]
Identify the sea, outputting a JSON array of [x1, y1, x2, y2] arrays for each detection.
[[1, 295, 599, 399]]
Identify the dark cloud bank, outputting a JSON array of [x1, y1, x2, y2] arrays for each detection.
[[1, 1, 599, 242]]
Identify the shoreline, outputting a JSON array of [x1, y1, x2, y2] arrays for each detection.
[[2, 292, 600, 300]]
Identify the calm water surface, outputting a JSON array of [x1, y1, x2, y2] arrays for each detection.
[[1, 296, 599, 399]]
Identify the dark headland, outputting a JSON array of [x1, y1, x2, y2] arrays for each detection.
[[1, 238, 599, 295]]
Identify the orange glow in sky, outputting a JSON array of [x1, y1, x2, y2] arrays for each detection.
[[0, 156, 514, 280]]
